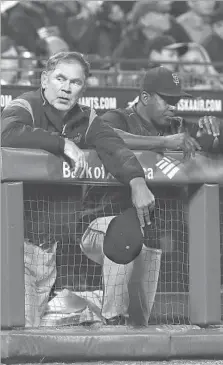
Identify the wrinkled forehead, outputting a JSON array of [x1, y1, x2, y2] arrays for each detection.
[[50, 61, 86, 79]]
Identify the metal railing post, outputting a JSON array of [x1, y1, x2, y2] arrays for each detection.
[[189, 183, 221, 326], [1, 182, 25, 328]]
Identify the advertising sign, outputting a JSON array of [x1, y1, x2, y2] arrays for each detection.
[[1, 85, 223, 118]]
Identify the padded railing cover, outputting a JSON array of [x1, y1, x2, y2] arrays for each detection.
[[1, 147, 223, 185]]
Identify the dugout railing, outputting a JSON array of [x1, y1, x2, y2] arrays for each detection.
[[1, 147, 223, 329]]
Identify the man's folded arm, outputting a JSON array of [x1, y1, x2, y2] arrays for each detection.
[[113, 129, 168, 150], [86, 117, 145, 185], [1, 106, 65, 155]]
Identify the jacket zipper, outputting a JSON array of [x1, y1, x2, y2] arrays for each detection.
[[61, 124, 66, 137]]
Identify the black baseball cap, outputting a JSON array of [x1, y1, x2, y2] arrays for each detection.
[[103, 208, 144, 265], [141, 66, 192, 106]]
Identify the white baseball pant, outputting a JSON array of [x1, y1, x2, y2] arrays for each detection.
[[81, 216, 162, 326], [24, 240, 57, 327]]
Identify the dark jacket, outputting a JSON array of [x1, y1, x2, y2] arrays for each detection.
[[97, 105, 186, 136], [1, 89, 145, 185]]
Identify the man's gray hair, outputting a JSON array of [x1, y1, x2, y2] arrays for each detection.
[[45, 52, 90, 79]]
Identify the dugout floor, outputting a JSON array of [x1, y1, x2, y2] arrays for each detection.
[[2, 324, 223, 363]]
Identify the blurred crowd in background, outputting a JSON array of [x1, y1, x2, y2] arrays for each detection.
[[1, 0, 223, 89]]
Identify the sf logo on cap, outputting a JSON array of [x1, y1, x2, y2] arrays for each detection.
[[172, 73, 180, 85]]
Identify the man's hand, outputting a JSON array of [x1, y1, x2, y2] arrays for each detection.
[[197, 116, 220, 138], [64, 139, 86, 178], [130, 177, 155, 229], [165, 133, 201, 158]]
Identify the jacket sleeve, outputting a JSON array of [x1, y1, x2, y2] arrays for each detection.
[[85, 112, 145, 185], [1, 105, 65, 155]]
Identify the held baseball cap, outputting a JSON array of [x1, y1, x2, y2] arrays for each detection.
[[103, 208, 144, 265], [141, 66, 192, 106]]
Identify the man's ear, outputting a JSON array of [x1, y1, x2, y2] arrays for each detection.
[[140, 91, 151, 105], [41, 71, 48, 89]]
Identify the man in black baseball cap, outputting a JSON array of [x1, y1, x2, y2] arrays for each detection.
[[85, 65, 222, 326]]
